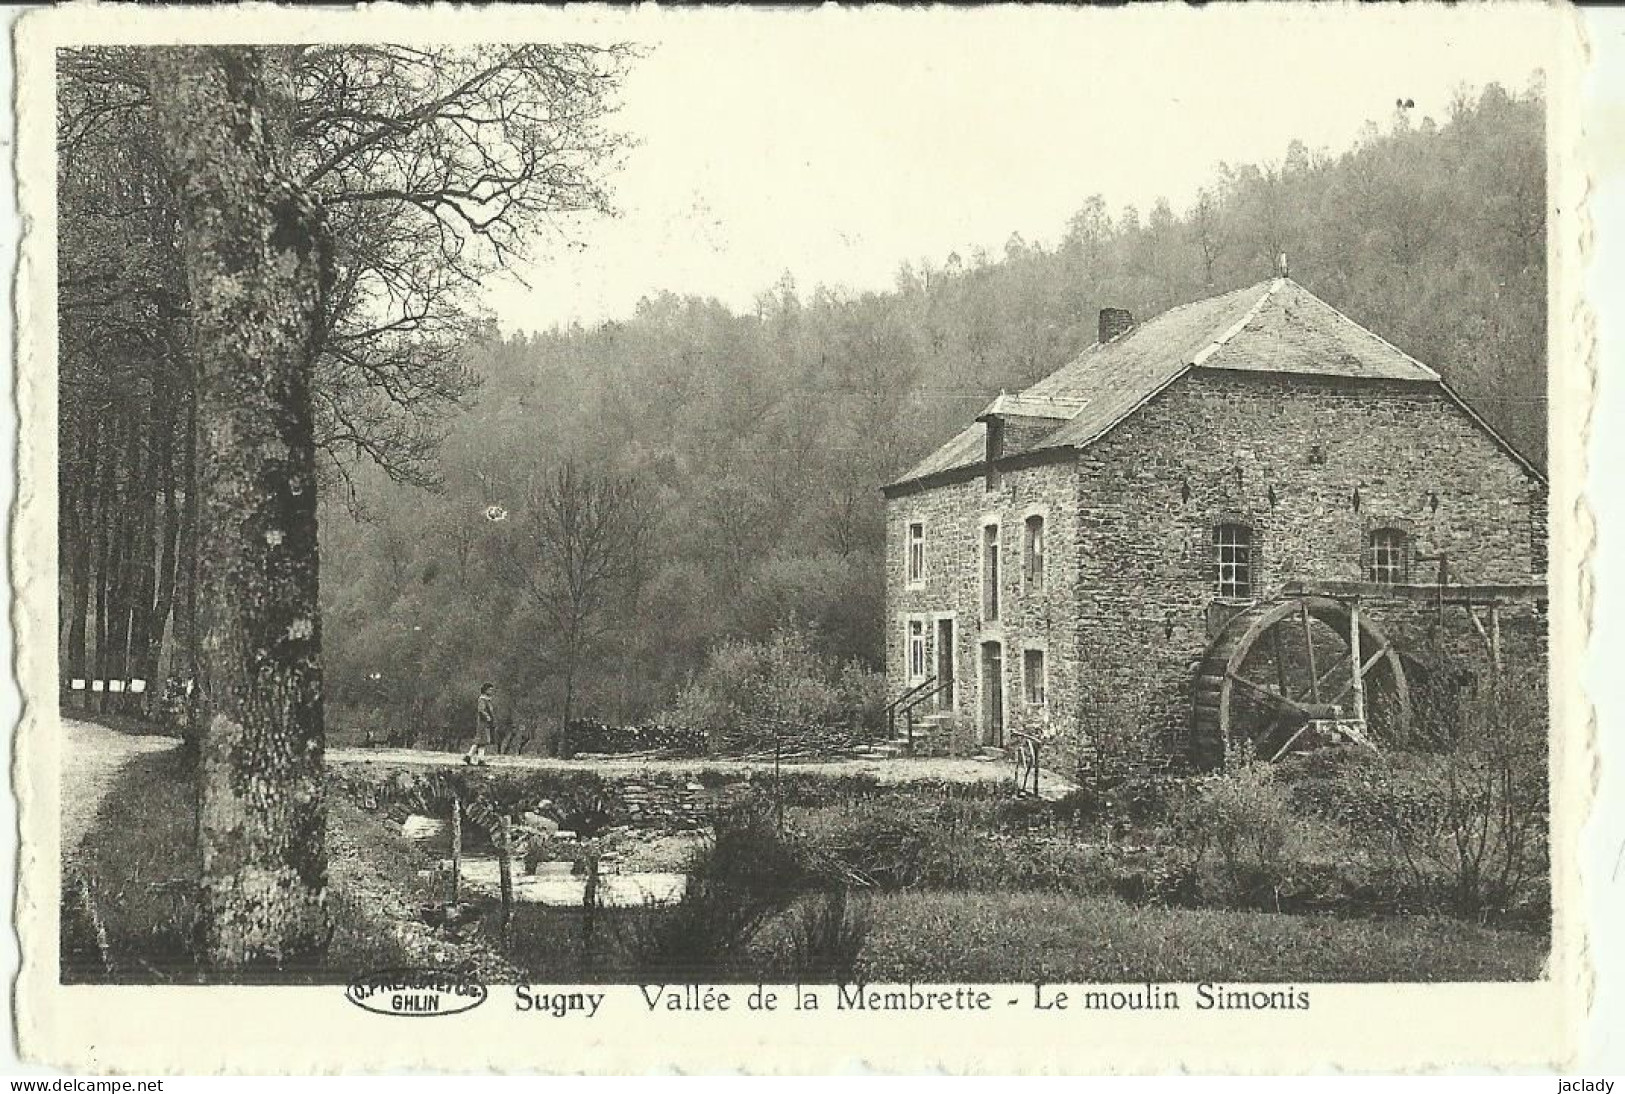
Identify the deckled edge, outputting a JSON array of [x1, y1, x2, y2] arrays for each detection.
[[11, 4, 58, 1069], [3, 0, 1601, 1076], [1549, 0, 1595, 1071]]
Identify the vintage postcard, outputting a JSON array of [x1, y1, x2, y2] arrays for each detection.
[[9, 2, 1598, 1074]]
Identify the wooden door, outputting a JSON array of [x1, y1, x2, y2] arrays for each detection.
[[936, 618, 955, 711], [980, 641, 1004, 747]]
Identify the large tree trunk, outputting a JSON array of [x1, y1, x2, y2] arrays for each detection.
[[91, 412, 120, 713], [101, 407, 139, 710], [63, 411, 99, 707], [145, 394, 180, 716], [133, 364, 179, 716], [176, 360, 200, 745], [111, 391, 151, 715], [57, 404, 78, 692], [147, 46, 333, 968], [124, 422, 159, 715]]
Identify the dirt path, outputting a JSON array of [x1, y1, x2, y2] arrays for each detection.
[[59, 717, 182, 860]]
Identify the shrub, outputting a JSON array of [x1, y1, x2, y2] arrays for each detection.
[[990, 795, 1054, 832], [1074, 673, 1176, 781], [795, 797, 1130, 898], [1048, 786, 1108, 826], [554, 788, 619, 839], [835, 658, 889, 730], [1274, 666, 1549, 923], [788, 889, 871, 983], [1275, 744, 1384, 783], [1281, 754, 1444, 835], [1371, 667, 1548, 921], [665, 625, 886, 754], [154, 677, 193, 735], [1112, 774, 1194, 825], [627, 803, 808, 979], [1095, 843, 1202, 906], [1174, 764, 1297, 909], [1046, 773, 1197, 833], [811, 801, 936, 889], [560, 720, 706, 757]]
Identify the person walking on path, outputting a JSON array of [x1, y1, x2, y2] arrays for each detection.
[[465, 682, 496, 765]]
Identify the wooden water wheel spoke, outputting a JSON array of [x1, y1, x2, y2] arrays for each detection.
[[1301, 655, 1350, 709], [1225, 671, 1340, 720], [1193, 594, 1411, 768], [1326, 641, 1392, 708], [1267, 724, 1314, 763], [1280, 600, 1357, 708], [1298, 598, 1322, 703], [1271, 625, 1290, 697]]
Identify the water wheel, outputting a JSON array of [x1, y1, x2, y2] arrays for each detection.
[[1191, 595, 1409, 768]]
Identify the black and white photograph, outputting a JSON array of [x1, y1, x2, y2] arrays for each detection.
[[12, 2, 1601, 1074]]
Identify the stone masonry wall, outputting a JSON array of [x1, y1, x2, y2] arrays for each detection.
[[885, 460, 1082, 767], [886, 371, 1545, 774], [1072, 370, 1545, 763]]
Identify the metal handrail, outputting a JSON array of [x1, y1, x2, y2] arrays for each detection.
[[896, 678, 954, 750], [1010, 731, 1042, 798], [883, 675, 937, 738]]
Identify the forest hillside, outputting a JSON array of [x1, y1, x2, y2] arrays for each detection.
[[315, 82, 1547, 744], [316, 81, 1547, 738]]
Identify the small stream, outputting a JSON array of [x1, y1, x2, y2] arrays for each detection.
[[401, 812, 689, 907], [451, 855, 686, 907]]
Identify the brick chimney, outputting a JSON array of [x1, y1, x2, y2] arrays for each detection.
[[1098, 307, 1134, 344]]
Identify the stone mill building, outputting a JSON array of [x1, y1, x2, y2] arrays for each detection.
[[881, 276, 1547, 774]]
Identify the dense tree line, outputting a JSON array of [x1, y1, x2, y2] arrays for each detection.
[[57, 43, 634, 719], [320, 82, 1547, 747], [57, 42, 634, 963]]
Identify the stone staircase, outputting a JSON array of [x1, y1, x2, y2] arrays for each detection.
[[854, 712, 968, 759]]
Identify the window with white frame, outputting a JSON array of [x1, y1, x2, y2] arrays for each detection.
[[907, 618, 927, 682], [1023, 514, 1045, 592], [1022, 647, 1046, 706], [981, 522, 1001, 622], [1368, 528, 1410, 584], [906, 521, 925, 585], [1213, 523, 1254, 599]]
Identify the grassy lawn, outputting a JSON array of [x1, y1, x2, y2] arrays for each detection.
[[61, 738, 450, 984], [63, 723, 1548, 986], [496, 903, 657, 982], [62, 744, 200, 981], [484, 888, 1545, 984], [840, 891, 1547, 983]]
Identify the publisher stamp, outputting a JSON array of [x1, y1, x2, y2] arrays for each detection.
[[345, 969, 489, 1018]]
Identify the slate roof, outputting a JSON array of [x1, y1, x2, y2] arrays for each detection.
[[885, 277, 1531, 491], [975, 393, 1086, 420]]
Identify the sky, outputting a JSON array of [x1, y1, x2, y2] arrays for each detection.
[[479, 6, 1559, 334]]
